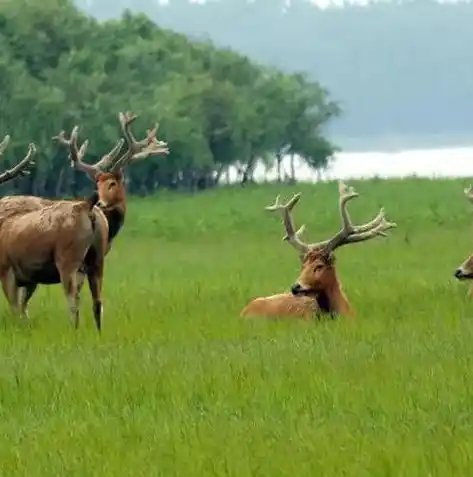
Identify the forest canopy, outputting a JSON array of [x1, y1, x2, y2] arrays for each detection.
[[0, 0, 339, 197]]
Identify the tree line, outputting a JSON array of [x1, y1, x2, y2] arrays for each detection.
[[0, 0, 339, 198], [82, 0, 473, 147]]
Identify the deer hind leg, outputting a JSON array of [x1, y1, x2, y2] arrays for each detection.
[[18, 284, 38, 319], [74, 271, 86, 313], [0, 268, 20, 316], [58, 267, 82, 329], [87, 266, 103, 333]]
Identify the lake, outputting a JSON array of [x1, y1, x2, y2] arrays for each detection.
[[238, 145, 473, 182]]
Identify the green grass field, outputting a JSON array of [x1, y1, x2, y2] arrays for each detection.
[[1, 178, 473, 476]]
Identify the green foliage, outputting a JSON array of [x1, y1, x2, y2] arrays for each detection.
[[0, 0, 339, 197], [1, 179, 473, 474]]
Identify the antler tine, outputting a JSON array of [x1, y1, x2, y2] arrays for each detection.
[[337, 215, 397, 245], [310, 181, 359, 252], [92, 138, 126, 171], [464, 185, 473, 203], [352, 207, 386, 233], [53, 126, 98, 180], [265, 193, 310, 254], [109, 112, 168, 172], [0, 142, 37, 186], [310, 182, 396, 252], [0, 135, 11, 156]]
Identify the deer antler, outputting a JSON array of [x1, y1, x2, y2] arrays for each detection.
[[53, 126, 124, 181], [267, 181, 396, 255], [54, 113, 169, 180], [464, 185, 473, 203], [108, 111, 169, 173], [311, 181, 396, 252], [0, 136, 37, 186], [265, 193, 310, 254]]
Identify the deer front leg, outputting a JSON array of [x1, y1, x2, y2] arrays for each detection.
[[87, 266, 104, 333]]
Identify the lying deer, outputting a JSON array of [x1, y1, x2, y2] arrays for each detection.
[[241, 182, 397, 320], [454, 185, 473, 294], [0, 115, 168, 331]]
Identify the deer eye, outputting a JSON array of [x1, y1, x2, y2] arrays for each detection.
[[108, 181, 117, 189], [314, 264, 323, 272]]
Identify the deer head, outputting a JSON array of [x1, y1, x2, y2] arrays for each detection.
[[454, 185, 473, 280], [53, 112, 169, 208], [0, 135, 36, 186], [266, 181, 396, 312]]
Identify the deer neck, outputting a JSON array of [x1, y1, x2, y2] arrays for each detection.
[[322, 280, 352, 317], [101, 200, 126, 243]]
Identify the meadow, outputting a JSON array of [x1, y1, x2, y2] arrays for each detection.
[[1, 178, 473, 476]]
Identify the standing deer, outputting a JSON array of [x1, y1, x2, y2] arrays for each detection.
[[454, 185, 473, 294], [0, 114, 169, 331], [241, 181, 397, 320]]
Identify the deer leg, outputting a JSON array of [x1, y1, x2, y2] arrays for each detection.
[[468, 284, 473, 298], [74, 271, 86, 313], [18, 284, 38, 319], [0, 269, 20, 316], [59, 271, 80, 329], [87, 267, 103, 333]]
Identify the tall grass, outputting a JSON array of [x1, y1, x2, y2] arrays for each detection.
[[1, 178, 473, 476]]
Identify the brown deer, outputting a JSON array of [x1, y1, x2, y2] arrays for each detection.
[[0, 115, 168, 331], [454, 185, 473, 294], [241, 181, 397, 320]]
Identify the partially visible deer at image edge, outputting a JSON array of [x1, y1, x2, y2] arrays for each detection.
[[0, 114, 169, 331], [241, 181, 397, 320], [454, 185, 473, 297]]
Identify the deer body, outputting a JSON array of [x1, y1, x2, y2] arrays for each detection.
[[0, 194, 106, 327], [241, 258, 353, 319], [0, 198, 105, 285], [241, 293, 316, 319], [241, 183, 396, 320], [454, 185, 473, 294]]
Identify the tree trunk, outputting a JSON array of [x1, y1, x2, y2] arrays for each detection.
[[289, 153, 296, 182]]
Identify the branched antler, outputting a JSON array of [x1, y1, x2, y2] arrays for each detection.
[[313, 181, 397, 252], [266, 181, 397, 255], [109, 111, 169, 172], [0, 135, 37, 186], [53, 126, 124, 180], [265, 193, 309, 254], [53, 112, 169, 181]]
